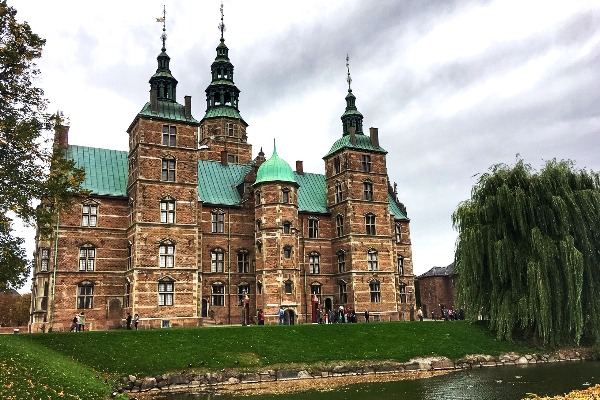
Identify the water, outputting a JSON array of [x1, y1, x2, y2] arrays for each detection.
[[153, 361, 600, 399]]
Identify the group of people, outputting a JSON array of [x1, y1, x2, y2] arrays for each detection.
[[69, 312, 86, 332], [125, 313, 140, 330], [427, 307, 465, 321], [317, 306, 363, 324]]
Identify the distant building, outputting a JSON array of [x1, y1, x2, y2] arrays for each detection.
[[416, 263, 456, 319], [29, 7, 414, 331]]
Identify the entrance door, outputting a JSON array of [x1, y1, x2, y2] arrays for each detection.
[[284, 309, 295, 325], [201, 299, 208, 318], [325, 298, 332, 311]]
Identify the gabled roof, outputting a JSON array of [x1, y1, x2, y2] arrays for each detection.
[[66, 145, 128, 197], [295, 173, 328, 214], [197, 160, 247, 206], [324, 134, 387, 158], [417, 263, 456, 279]]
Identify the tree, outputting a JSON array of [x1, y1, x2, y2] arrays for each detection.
[[453, 159, 600, 346], [0, 1, 85, 291]]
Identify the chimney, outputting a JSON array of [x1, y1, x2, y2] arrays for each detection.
[[349, 126, 357, 146], [184, 95, 191, 119], [369, 127, 379, 147], [54, 124, 69, 149], [150, 88, 158, 114], [296, 160, 304, 175], [221, 150, 228, 166]]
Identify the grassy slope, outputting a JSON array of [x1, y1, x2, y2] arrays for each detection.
[[17, 321, 535, 377], [0, 335, 111, 399]]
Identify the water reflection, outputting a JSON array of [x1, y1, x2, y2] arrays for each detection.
[[153, 361, 600, 400]]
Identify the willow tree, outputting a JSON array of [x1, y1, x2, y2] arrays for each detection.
[[453, 159, 600, 345]]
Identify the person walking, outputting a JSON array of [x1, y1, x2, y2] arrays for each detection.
[[126, 313, 132, 330], [364, 310, 370, 323], [78, 312, 86, 331], [70, 314, 78, 332], [278, 307, 284, 325], [134, 313, 140, 330], [417, 308, 424, 321]]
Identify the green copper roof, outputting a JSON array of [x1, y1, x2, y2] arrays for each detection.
[[66, 145, 128, 197], [388, 193, 407, 219], [254, 145, 297, 185], [203, 106, 242, 120], [138, 101, 199, 124], [197, 160, 248, 205], [295, 173, 328, 213], [209, 79, 236, 86], [324, 134, 387, 158]]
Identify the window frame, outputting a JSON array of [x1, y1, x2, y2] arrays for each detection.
[[160, 198, 175, 223], [308, 218, 319, 239], [283, 245, 292, 259], [309, 252, 320, 274], [162, 125, 176, 147], [339, 281, 347, 304], [77, 283, 94, 309], [284, 280, 293, 294], [161, 158, 176, 182], [361, 154, 372, 172], [395, 223, 402, 243], [311, 283, 322, 304], [337, 250, 346, 273], [334, 182, 343, 203], [211, 248, 225, 272], [399, 283, 407, 304], [158, 281, 174, 306], [79, 245, 96, 272], [363, 181, 373, 201], [282, 188, 290, 203], [81, 203, 98, 227], [212, 284, 225, 306], [367, 249, 378, 271], [159, 241, 175, 268], [365, 213, 376, 235], [237, 284, 250, 305], [40, 248, 50, 272], [370, 280, 381, 303], [333, 156, 341, 174], [397, 256, 405, 275], [283, 221, 291, 234], [336, 214, 344, 237], [211, 211, 225, 233], [237, 250, 250, 273]]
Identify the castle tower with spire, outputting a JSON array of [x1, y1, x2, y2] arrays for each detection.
[[29, 5, 414, 332]]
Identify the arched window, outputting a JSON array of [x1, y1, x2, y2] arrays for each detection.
[[211, 248, 225, 272], [367, 249, 378, 271], [159, 240, 175, 268], [309, 252, 320, 274], [370, 280, 381, 303], [77, 281, 94, 309], [283, 221, 291, 234], [337, 250, 346, 273], [79, 243, 96, 271], [336, 214, 344, 237]]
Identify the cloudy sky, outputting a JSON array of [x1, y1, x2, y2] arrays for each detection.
[[13, 0, 600, 281]]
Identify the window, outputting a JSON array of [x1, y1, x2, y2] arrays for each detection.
[[283, 245, 292, 259], [365, 214, 376, 235], [212, 284, 225, 306], [337, 250, 346, 273], [77, 283, 94, 309], [211, 210, 224, 233], [361, 154, 372, 172], [395, 223, 402, 243], [282, 188, 290, 203], [238, 284, 250, 305], [160, 199, 175, 223], [161, 158, 176, 181], [227, 122, 234, 136], [158, 281, 174, 306], [367, 249, 378, 271], [309, 252, 320, 274], [333, 156, 341, 174], [284, 280, 293, 294], [363, 181, 373, 200], [308, 219, 319, 238], [336, 214, 344, 237], [159, 242, 175, 268], [311, 284, 322, 303], [211, 249, 224, 272], [339, 282, 347, 304], [334, 182, 343, 203], [399, 283, 407, 303], [162, 125, 176, 146], [370, 280, 381, 303], [397, 256, 404, 275], [79, 245, 95, 271], [227, 154, 238, 163], [237, 250, 249, 273], [40, 248, 49, 272], [283, 221, 291, 234], [82, 204, 97, 227], [255, 191, 261, 204]]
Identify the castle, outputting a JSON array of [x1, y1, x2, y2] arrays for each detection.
[[29, 8, 414, 331]]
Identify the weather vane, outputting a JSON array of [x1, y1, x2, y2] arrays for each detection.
[[219, 1, 226, 40], [346, 54, 352, 90], [156, 5, 167, 51]]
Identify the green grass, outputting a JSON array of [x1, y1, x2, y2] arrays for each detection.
[[2, 321, 539, 399]]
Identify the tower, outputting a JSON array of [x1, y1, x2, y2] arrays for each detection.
[[199, 3, 252, 165], [125, 8, 202, 326]]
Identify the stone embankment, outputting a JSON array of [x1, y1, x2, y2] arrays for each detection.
[[117, 348, 593, 396]]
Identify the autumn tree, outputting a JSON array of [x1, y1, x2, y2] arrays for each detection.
[[453, 159, 600, 346], [0, 1, 85, 291]]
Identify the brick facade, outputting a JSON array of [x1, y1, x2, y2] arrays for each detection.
[[416, 264, 456, 320], [29, 25, 415, 332]]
